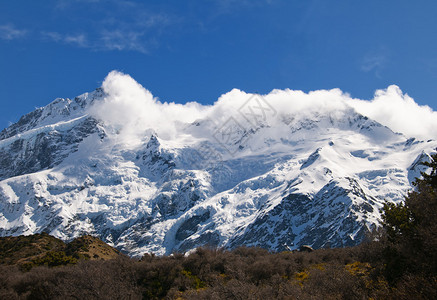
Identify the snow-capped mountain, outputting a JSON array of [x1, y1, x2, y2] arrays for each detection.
[[0, 71, 435, 256]]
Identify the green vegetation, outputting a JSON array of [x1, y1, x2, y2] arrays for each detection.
[[380, 151, 437, 285], [0, 233, 121, 271], [0, 232, 65, 265], [0, 152, 435, 299]]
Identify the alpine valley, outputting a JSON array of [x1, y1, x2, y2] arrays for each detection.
[[0, 71, 435, 256]]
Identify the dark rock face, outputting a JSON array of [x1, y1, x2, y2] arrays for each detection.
[[0, 109, 44, 141], [0, 89, 105, 180], [300, 148, 321, 169], [225, 178, 376, 252], [176, 211, 211, 241], [0, 117, 102, 180], [178, 231, 220, 253], [141, 135, 176, 180]]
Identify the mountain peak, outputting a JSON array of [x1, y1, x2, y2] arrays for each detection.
[[0, 73, 437, 256]]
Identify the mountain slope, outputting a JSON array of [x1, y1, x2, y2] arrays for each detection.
[[0, 72, 435, 256], [0, 233, 120, 267]]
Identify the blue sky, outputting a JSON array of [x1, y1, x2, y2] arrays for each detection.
[[1, 0, 437, 130]]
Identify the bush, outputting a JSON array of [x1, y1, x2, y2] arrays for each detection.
[[32, 251, 78, 268]]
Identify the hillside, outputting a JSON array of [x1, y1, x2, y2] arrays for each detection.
[[0, 233, 120, 269]]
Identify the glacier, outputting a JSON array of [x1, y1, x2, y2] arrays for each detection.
[[0, 71, 435, 256]]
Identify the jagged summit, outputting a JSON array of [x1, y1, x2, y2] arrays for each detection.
[[0, 88, 104, 141], [0, 71, 436, 256]]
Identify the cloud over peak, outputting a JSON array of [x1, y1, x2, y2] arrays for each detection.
[[349, 85, 437, 140], [90, 71, 437, 143], [90, 71, 207, 142]]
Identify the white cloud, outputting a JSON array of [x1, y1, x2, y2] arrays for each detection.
[[361, 54, 385, 72], [43, 31, 88, 47], [42, 28, 156, 53], [212, 0, 276, 12], [99, 30, 147, 53], [349, 85, 437, 140], [93, 6, 173, 53], [89, 71, 208, 143], [0, 24, 27, 40], [360, 48, 389, 78], [89, 71, 437, 144], [64, 34, 88, 47], [50, 0, 174, 53], [42, 31, 62, 42], [55, 0, 103, 10]]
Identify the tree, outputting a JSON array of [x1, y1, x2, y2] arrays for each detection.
[[381, 151, 437, 280], [420, 154, 437, 188]]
